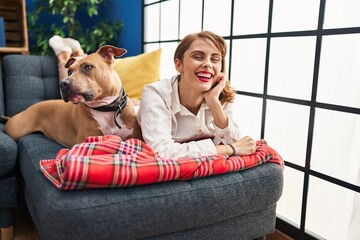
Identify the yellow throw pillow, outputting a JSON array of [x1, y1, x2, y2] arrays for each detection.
[[114, 49, 161, 100]]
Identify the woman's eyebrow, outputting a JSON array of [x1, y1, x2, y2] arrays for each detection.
[[190, 50, 204, 55]]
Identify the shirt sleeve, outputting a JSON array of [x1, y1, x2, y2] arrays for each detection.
[[137, 84, 217, 159], [213, 103, 244, 145]]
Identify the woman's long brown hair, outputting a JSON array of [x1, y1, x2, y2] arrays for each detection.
[[174, 31, 236, 105]]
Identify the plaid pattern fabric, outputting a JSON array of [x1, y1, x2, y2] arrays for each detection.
[[39, 135, 284, 190]]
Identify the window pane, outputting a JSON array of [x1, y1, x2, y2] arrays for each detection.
[[144, 4, 160, 42], [272, 0, 320, 32], [144, 43, 160, 53], [160, 0, 179, 41], [317, 34, 360, 108], [230, 38, 267, 94], [277, 167, 303, 227], [323, 0, 360, 29], [312, 109, 360, 185], [306, 176, 360, 239], [203, 0, 232, 36], [233, 0, 269, 35], [159, 42, 178, 80], [268, 36, 316, 100], [232, 95, 262, 139], [265, 100, 309, 166], [179, 0, 202, 38]]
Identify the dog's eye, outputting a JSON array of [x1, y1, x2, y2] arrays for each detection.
[[67, 69, 72, 76], [84, 65, 93, 71]]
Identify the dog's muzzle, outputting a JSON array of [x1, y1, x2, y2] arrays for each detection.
[[59, 78, 94, 103]]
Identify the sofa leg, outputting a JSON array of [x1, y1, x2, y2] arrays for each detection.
[[1, 226, 14, 240]]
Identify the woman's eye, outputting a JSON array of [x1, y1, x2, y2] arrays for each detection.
[[67, 69, 72, 76], [84, 65, 92, 71], [211, 58, 220, 62]]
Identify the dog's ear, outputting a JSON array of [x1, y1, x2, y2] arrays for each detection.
[[64, 57, 76, 68], [97, 45, 127, 64]]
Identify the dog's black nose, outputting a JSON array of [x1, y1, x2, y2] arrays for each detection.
[[60, 79, 71, 90]]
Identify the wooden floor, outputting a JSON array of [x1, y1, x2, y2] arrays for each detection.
[[267, 230, 294, 240], [2, 202, 292, 240]]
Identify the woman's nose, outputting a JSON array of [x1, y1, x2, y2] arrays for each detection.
[[202, 58, 212, 68]]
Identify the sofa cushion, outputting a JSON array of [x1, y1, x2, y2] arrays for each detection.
[[114, 49, 161, 100], [18, 133, 283, 240], [2, 55, 60, 116]]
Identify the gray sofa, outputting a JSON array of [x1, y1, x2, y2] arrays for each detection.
[[0, 54, 283, 240]]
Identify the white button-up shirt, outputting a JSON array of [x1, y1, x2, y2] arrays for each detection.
[[137, 76, 243, 159]]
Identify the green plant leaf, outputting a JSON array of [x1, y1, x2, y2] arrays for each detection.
[[28, 0, 123, 55]]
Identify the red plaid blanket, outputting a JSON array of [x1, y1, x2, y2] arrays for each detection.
[[39, 135, 283, 190]]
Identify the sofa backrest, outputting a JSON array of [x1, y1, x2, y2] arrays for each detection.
[[2, 55, 60, 116]]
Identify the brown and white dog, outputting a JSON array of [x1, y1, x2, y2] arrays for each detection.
[[4, 45, 142, 147]]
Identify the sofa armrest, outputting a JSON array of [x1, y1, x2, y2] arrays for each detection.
[[0, 124, 17, 177], [0, 123, 17, 230], [0, 59, 5, 117]]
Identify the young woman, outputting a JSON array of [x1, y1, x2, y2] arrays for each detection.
[[137, 31, 256, 159]]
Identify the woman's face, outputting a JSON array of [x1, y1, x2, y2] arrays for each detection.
[[175, 38, 222, 92]]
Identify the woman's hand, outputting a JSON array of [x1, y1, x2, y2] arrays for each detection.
[[215, 136, 257, 156], [202, 73, 229, 129], [203, 73, 226, 106], [231, 136, 256, 156]]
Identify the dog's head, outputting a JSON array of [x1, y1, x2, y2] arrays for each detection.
[[60, 45, 127, 104]]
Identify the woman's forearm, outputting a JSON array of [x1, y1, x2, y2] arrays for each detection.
[[208, 100, 228, 129]]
